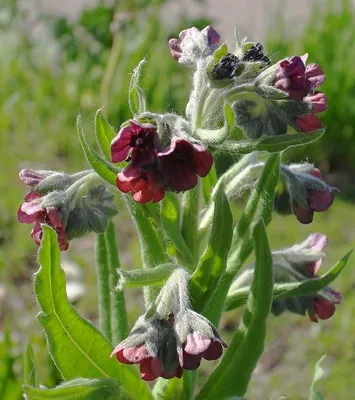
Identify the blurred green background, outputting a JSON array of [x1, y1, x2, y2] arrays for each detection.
[[1, 0, 354, 399]]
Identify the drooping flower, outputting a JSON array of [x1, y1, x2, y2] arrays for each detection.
[[18, 169, 118, 249], [274, 55, 325, 101], [111, 269, 226, 381], [17, 192, 69, 251], [279, 165, 338, 224], [271, 233, 341, 322], [294, 168, 338, 224], [168, 26, 220, 65], [116, 165, 165, 203], [175, 310, 227, 370], [230, 234, 341, 323], [111, 120, 160, 168], [158, 139, 213, 192]]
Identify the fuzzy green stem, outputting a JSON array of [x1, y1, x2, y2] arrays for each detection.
[[105, 220, 129, 343], [181, 185, 200, 271], [95, 233, 112, 342]]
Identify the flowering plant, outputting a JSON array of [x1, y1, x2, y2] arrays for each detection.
[[19, 26, 351, 399]]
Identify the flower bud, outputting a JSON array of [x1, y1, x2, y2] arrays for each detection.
[[18, 170, 118, 250], [280, 165, 339, 224], [271, 234, 341, 322], [168, 26, 220, 66], [111, 269, 226, 380], [231, 234, 341, 323]]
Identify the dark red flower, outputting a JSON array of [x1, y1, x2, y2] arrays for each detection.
[[111, 120, 159, 168], [116, 165, 165, 203], [158, 139, 213, 192], [274, 55, 325, 101], [295, 169, 338, 224], [179, 332, 226, 370], [111, 344, 183, 381], [17, 192, 69, 250]]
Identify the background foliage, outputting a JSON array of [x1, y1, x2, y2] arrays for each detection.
[[0, 0, 354, 399]]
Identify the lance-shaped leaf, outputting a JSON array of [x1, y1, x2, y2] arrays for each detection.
[[205, 153, 280, 325], [95, 109, 116, 160], [116, 263, 177, 290], [161, 193, 192, 264], [34, 226, 152, 400], [197, 220, 273, 399], [24, 343, 37, 388], [189, 189, 233, 313], [77, 115, 119, 187], [225, 250, 352, 311], [23, 378, 120, 400], [216, 129, 324, 154], [129, 59, 147, 116]]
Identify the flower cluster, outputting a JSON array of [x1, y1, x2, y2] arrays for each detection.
[[231, 234, 341, 322], [111, 120, 213, 203], [18, 169, 118, 250], [277, 164, 338, 224], [273, 55, 327, 132], [271, 233, 341, 322], [111, 269, 226, 380]]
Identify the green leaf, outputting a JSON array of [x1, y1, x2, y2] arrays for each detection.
[[197, 220, 273, 399], [23, 378, 120, 400], [309, 355, 327, 400], [190, 189, 233, 313], [24, 343, 37, 387], [202, 165, 217, 204], [116, 264, 177, 290], [161, 193, 192, 265], [225, 250, 352, 311], [205, 153, 280, 325], [129, 59, 147, 115], [77, 115, 119, 187], [181, 186, 200, 270], [95, 109, 116, 160], [217, 129, 324, 154], [34, 226, 152, 400]]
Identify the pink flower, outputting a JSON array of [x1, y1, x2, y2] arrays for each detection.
[[17, 192, 68, 251], [158, 139, 213, 192], [116, 165, 165, 203], [274, 55, 325, 101], [111, 120, 159, 168], [168, 26, 220, 62], [295, 169, 338, 224], [19, 169, 46, 187], [111, 343, 183, 381], [179, 331, 226, 370]]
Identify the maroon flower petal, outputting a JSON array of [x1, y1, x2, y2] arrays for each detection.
[[304, 63, 326, 88], [296, 114, 322, 132], [180, 351, 202, 370], [111, 125, 133, 163], [202, 340, 223, 361], [305, 92, 327, 113], [308, 189, 334, 212], [193, 146, 214, 177], [18, 199, 44, 223], [140, 358, 162, 381], [31, 222, 43, 246], [313, 298, 336, 320], [295, 204, 314, 224], [24, 191, 40, 202]]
